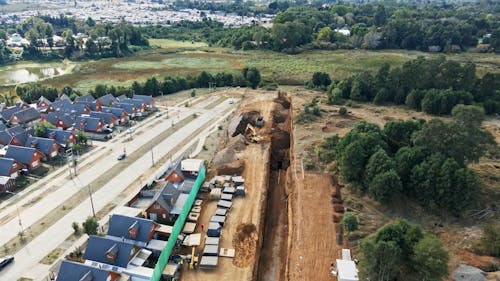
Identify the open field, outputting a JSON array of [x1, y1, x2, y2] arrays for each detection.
[[1, 40, 499, 94]]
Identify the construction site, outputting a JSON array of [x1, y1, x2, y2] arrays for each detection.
[[178, 90, 346, 281]]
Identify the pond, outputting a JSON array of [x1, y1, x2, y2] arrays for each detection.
[[0, 63, 74, 85]]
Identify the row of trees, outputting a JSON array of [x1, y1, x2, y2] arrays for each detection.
[[326, 57, 500, 115], [360, 220, 449, 281], [144, 2, 500, 53], [318, 105, 495, 215], [15, 67, 262, 102]]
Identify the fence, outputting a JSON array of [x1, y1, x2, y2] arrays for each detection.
[[150, 165, 206, 281]]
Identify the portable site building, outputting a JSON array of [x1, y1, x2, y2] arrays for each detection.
[[221, 193, 233, 201], [205, 237, 220, 246], [199, 256, 218, 269], [210, 215, 226, 226], [217, 200, 232, 209], [203, 244, 219, 256], [222, 187, 235, 194], [336, 259, 359, 281], [207, 222, 222, 237], [215, 208, 227, 216], [232, 176, 245, 186]]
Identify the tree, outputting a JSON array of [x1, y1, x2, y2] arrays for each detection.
[[82, 216, 98, 235], [244, 67, 261, 89], [360, 239, 402, 281], [34, 122, 56, 137], [480, 222, 500, 257], [364, 147, 394, 188], [411, 236, 449, 281], [76, 131, 89, 145], [340, 212, 358, 238], [311, 72, 332, 88], [369, 170, 402, 203]]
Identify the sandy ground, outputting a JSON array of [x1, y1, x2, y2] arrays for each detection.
[[287, 173, 342, 281], [182, 93, 276, 281]]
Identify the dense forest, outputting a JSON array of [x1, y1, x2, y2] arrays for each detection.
[[0, 15, 149, 64], [142, 2, 500, 53], [317, 105, 495, 215], [318, 56, 500, 115]]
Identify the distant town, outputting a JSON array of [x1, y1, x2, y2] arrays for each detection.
[[1, 0, 274, 27]]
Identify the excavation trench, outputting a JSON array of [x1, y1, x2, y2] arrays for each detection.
[[256, 94, 292, 281]]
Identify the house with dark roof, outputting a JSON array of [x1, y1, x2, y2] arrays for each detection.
[[0, 126, 30, 147], [10, 107, 40, 125], [76, 116, 104, 133], [75, 101, 101, 112], [97, 94, 116, 107], [107, 214, 159, 247], [57, 94, 71, 101], [122, 98, 147, 113], [101, 107, 129, 124], [0, 157, 24, 178], [56, 260, 129, 281], [75, 94, 96, 103], [0, 105, 25, 123], [90, 111, 118, 127], [37, 96, 54, 113], [25, 136, 60, 160], [41, 112, 75, 129], [0, 122, 6, 131], [113, 103, 138, 118], [84, 236, 143, 269], [5, 145, 44, 170], [51, 99, 72, 112], [116, 95, 128, 102], [132, 95, 155, 110], [45, 129, 76, 148], [145, 183, 181, 224]]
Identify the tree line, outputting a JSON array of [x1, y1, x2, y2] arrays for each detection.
[[142, 2, 500, 53], [323, 56, 500, 115], [14, 67, 262, 103], [317, 105, 495, 215]]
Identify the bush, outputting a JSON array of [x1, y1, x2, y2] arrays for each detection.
[[72, 222, 80, 235], [339, 107, 348, 116], [82, 216, 99, 235]]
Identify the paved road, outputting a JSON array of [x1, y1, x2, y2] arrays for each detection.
[[0, 97, 236, 280]]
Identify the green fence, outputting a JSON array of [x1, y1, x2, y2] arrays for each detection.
[[151, 165, 206, 281]]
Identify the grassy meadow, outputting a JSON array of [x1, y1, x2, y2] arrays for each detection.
[[1, 38, 499, 93]]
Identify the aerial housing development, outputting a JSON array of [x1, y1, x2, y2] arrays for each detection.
[[0, 0, 499, 281]]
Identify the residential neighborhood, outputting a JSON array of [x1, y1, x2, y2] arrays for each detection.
[[0, 93, 156, 195]]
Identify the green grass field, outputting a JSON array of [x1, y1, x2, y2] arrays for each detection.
[[1, 39, 499, 93]]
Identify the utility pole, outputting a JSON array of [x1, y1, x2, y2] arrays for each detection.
[[87, 185, 96, 218]]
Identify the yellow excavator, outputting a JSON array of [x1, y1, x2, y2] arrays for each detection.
[[245, 123, 263, 143]]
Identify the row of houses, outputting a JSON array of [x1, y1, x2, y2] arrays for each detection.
[[55, 159, 206, 281], [0, 93, 155, 193]]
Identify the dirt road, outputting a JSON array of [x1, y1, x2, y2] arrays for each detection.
[[287, 173, 341, 281]]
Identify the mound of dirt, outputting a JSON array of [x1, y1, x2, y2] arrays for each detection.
[[212, 136, 247, 166], [233, 223, 258, 268], [215, 159, 245, 176]]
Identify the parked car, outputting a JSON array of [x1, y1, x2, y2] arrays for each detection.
[[117, 152, 126, 160], [0, 255, 14, 270]]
